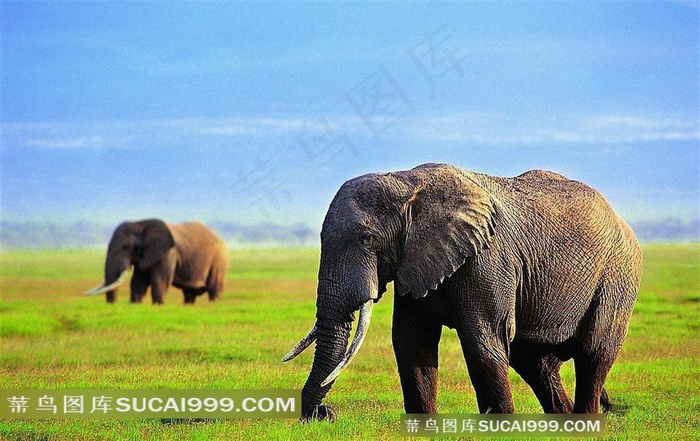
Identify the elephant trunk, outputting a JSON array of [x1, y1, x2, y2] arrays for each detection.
[[288, 286, 374, 419], [300, 319, 352, 419], [84, 269, 129, 297], [84, 253, 131, 302], [285, 263, 378, 420], [107, 257, 131, 302], [321, 300, 373, 387], [104, 267, 129, 303]]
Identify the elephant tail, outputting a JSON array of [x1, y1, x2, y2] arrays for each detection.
[[600, 387, 612, 413]]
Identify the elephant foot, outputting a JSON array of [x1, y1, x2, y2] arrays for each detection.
[[301, 404, 336, 423]]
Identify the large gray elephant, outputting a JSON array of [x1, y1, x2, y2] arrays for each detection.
[[85, 219, 229, 304], [284, 163, 642, 420]]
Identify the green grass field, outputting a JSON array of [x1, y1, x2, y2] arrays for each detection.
[[1, 244, 698, 440]]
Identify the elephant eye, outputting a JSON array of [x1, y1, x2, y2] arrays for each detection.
[[359, 231, 376, 247]]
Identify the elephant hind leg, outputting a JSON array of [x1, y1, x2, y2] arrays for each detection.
[[207, 284, 222, 301], [183, 289, 198, 304], [600, 387, 612, 413], [183, 288, 207, 304], [206, 278, 223, 301], [509, 342, 573, 413], [206, 260, 227, 301], [572, 354, 614, 413], [573, 282, 635, 413], [572, 322, 626, 413]]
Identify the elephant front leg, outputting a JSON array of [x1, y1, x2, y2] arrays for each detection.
[[129, 270, 150, 303], [459, 332, 514, 413], [149, 274, 172, 305], [392, 296, 443, 414]]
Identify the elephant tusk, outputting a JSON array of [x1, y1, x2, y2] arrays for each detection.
[[84, 282, 105, 295], [83, 269, 130, 295], [320, 300, 373, 387], [282, 326, 318, 362]]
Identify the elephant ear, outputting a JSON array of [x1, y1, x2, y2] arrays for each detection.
[[396, 168, 497, 298], [138, 219, 175, 270]]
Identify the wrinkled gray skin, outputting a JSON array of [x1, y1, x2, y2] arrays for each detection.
[[292, 163, 641, 420], [97, 219, 228, 304]]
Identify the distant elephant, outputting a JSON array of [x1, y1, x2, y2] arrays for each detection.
[[85, 219, 229, 304], [284, 163, 642, 420]]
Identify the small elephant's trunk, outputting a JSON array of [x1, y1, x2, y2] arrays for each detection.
[[90, 254, 131, 302], [84, 269, 129, 296]]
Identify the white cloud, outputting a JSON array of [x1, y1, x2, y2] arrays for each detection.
[[403, 112, 700, 145], [582, 115, 696, 131], [199, 126, 261, 136], [4, 113, 698, 151], [199, 118, 311, 136], [25, 136, 107, 149]]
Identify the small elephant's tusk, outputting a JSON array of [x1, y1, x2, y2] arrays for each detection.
[[321, 300, 373, 387], [84, 282, 105, 295], [282, 326, 318, 362], [83, 269, 129, 295]]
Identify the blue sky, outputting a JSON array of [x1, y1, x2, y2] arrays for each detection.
[[2, 2, 698, 228]]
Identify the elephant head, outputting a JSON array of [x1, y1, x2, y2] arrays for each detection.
[[85, 219, 175, 303], [284, 163, 497, 420]]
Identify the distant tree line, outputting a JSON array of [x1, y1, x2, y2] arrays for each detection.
[[1, 221, 115, 249], [0, 218, 697, 249], [627, 218, 700, 243], [0, 221, 318, 249]]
